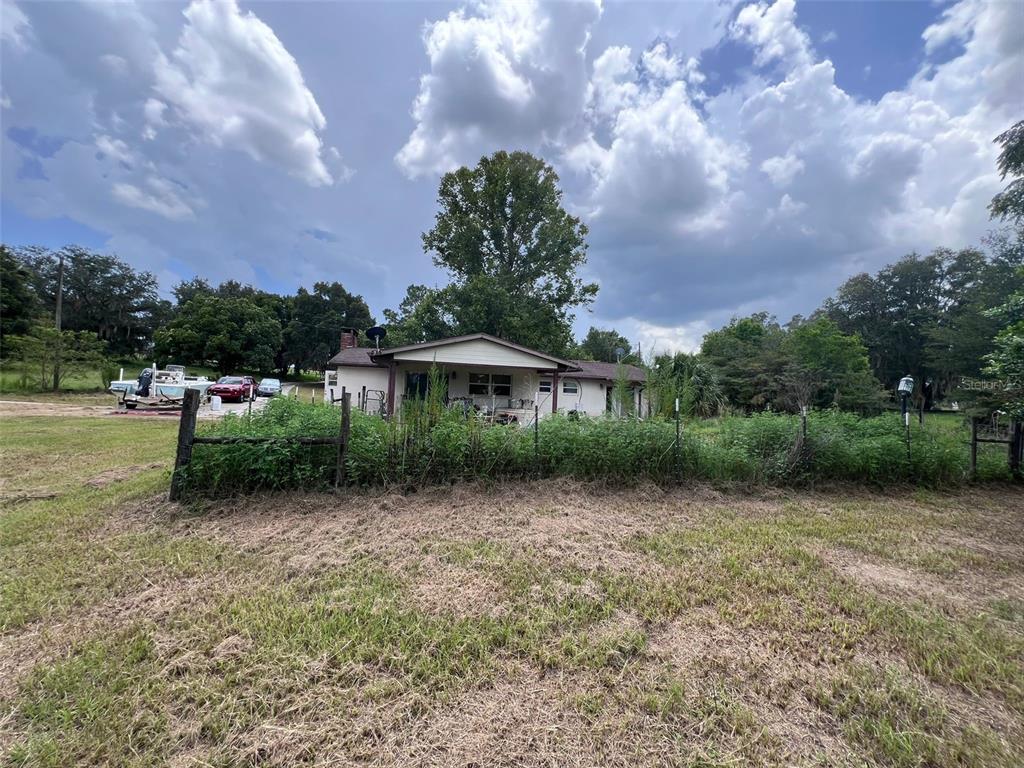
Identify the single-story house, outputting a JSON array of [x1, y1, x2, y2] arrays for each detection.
[[324, 330, 645, 420]]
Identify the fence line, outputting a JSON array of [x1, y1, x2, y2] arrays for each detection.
[[169, 387, 352, 500], [170, 398, 1023, 498]]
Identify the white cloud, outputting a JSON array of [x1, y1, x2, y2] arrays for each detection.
[[731, 0, 812, 70], [587, 46, 639, 120], [1, 0, 30, 49], [390, 0, 1019, 326], [593, 317, 711, 356], [95, 134, 134, 165], [580, 75, 743, 237], [575, 0, 1019, 324], [395, 0, 602, 177], [760, 153, 804, 187], [112, 176, 196, 220], [153, 0, 334, 186]]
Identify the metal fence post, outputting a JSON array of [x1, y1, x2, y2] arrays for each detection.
[[1010, 419, 1022, 481], [905, 411, 912, 465], [674, 397, 681, 479], [534, 404, 540, 471], [970, 418, 978, 480], [335, 389, 351, 488], [169, 388, 200, 501]]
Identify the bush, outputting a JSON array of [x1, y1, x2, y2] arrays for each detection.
[[178, 401, 1006, 497]]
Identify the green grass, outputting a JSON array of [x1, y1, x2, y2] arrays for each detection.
[[2, 415, 1022, 766], [0, 358, 149, 394]]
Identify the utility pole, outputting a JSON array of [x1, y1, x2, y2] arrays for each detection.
[[53, 252, 64, 391]]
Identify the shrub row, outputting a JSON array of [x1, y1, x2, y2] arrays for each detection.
[[178, 399, 1010, 497]]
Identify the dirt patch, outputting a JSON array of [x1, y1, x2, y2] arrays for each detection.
[[0, 400, 116, 418], [85, 462, 167, 488], [406, 556, 509, 619], [0, 489, 61, 505], [820, 546, 1024, 608], [648, 610, 861, 765], [152, 481, 731, 580]]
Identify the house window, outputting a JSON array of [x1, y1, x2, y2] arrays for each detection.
[[468, 372, 512, 397], [562, 380, 579, 395], [538, 379, 552, 393]]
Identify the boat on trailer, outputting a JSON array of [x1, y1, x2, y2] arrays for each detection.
[[110, 364, 213, 410]]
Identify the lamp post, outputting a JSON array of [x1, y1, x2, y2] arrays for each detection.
[[897, 375, 914, 424], [897, 375, 914, 464]]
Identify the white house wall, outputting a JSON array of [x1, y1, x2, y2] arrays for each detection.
[[328, 360, 644, 419], [573, 379, 606, 415], [327, 366, 389, 409]]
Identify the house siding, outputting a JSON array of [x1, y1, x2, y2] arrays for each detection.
[[325, 365, 389, 410]]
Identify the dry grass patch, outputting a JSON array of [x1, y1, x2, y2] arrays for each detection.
[[3, 468, 1023, 766]]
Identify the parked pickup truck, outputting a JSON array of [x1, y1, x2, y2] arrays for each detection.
[[208, 376, 257, 403]]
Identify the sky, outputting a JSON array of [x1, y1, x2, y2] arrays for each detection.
[[2, 0, 1022, 353]]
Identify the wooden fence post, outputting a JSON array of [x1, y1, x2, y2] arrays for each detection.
[[169, 388, 200, 501], [335, 389, 351, 488]]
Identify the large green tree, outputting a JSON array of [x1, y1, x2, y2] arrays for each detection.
[[701, 313, 789, 410], [381, 284, 454, 348], [573, 327, 632, 363], [990, 120, 1024, 224], [13, 245, 166, 356], [0, 245, 40, 351], [785, 317, 881, 411], [284, 282, 374, 372], [416, 151, 597, 355], [982, 267, 1024, 416], [154, 294, 282, 375], [171, 277, 296, 372], [824, 246, 1023, 405]]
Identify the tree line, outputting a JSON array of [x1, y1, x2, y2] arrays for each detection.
[[2, 123, 1020, 415], [0, 249, 375, 381]]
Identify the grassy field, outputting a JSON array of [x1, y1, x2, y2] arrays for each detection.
[[1, 416, 1022, 766]]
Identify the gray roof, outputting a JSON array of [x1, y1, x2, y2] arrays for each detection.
[[326, 347, 378, 367], [568, 360, 646, 383]]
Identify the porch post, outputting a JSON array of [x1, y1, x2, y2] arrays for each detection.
[[551, 369, 559, 414], [386, 361, 397, 418]]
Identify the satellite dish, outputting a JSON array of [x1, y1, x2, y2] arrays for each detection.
[[366, 326, 387, 350], [614, 346, 626, 361]]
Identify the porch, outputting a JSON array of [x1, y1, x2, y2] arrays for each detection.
[[328, 362, 568, 423]]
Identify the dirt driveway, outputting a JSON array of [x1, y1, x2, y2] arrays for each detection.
[[0, 390, 293, 420]]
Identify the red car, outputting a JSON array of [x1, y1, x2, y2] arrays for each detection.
[[208, 375, 257, 402]]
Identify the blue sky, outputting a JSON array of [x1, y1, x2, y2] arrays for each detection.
[[2, 0, 1021, 351]]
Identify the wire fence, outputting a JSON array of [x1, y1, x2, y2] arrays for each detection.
[[170, 393, 1023, 499]]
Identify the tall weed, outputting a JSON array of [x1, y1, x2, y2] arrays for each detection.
[[180, 400, 1008, 496]]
